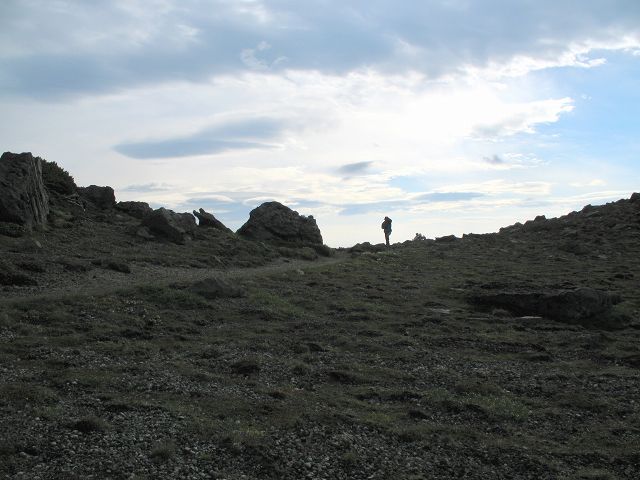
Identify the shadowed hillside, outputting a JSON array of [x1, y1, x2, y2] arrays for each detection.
[[1, 153, 639, 479]]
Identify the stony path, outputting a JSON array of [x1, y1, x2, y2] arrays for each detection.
[[0, 253, 349, 305]]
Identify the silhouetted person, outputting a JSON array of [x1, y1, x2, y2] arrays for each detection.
[[381, 216, 392, 246]]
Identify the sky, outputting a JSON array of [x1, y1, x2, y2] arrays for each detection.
[[1, 1, 639, 247]]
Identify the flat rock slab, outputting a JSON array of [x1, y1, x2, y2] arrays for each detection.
[[470, 287, 623, 326]]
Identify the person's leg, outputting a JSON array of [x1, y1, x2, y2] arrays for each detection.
[[385, 232, 390, 246]]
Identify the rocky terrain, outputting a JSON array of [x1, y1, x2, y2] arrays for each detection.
[[1, 152, 639, 479]]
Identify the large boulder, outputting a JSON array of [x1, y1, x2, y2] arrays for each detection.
[[469, 287, 623, 327], [116, 201, 153, 219], [237, 201, 322, 245], [193, 208, 232, 232], [79, 185, 116, 209], [141, 208, 196, 244], [0, 152, 49, 229]]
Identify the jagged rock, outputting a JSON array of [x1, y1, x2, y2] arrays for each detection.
[[630, 192, 640, 203], [188, 276, 245, 299], [79, 185, 116, 209], [237, 201, 323, 245], [140, 208, 196, 244], [469, 287, 622, 326], [192, 208, 231, 232], [116, 201, 153, 219], [0, 152, 50, 229]]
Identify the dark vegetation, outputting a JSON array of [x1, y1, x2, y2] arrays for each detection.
[[0, 154, 639, 479], [41, 160, 76, 196]]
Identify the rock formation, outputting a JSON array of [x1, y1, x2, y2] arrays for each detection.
[[78, 185, 116, 209], [141, 207, 197, 244], [237, 201, 323, 245], [469, 287, 623, 327], [0, 152, 49, 229], [116, 201, 153, 219], [193, 208, 232, 232]]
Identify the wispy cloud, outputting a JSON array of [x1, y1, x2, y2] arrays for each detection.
[[338, 190, 486, 216], [483, 155, 505, 165], [337, 161, 375, 175], [120, 182, 173, 192], [414, 192, 485, 202], [470, 98, 575, 140], [114, 117, 288, 159]]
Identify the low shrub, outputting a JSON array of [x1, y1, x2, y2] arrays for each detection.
[[42, 160, 76, 195]]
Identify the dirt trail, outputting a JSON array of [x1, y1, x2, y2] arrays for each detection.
[[0, 254, 350, 306]]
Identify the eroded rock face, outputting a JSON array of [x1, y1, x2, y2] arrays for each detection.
[[237, 201, 322, 245], [193, 208, 231, 232], [0, 152, 49, 229], [79, 185, 116, 209], [141, 208, 196, 244]]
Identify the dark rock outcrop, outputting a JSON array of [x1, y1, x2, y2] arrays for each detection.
[[0, 152, 49, 229], [470, 287, 623, 327], [193, 208, 231, 232], [141, 208, 196, 244], [79, 185, 116, 209], [116, 201, 153, 219], [237, 201, 322, 245], [435, 234, 458, 243], [348, 242, 387, 254]]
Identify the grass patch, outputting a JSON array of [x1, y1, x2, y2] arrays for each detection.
[[149, 441, 176, 462], [136, 285, 211, 309], [69, 416, 108, 433], [0, 383, 59, 406]]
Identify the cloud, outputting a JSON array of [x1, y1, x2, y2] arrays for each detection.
[[483, 155, 505, 165], [414, 192, 485, 202], [2, 1, 640, 99], [337, 161, 375, 175], [339, 200, 407, 216], [471, 98, 575, 140], [114, 117, 288, 159], [480, 153, 545, 170], [338, 190, 485, 215], [120, 182, 173, 192], [569, 179, 606, 188]]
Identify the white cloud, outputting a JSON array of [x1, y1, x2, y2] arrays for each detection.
[[570, 179, 606, 188]]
